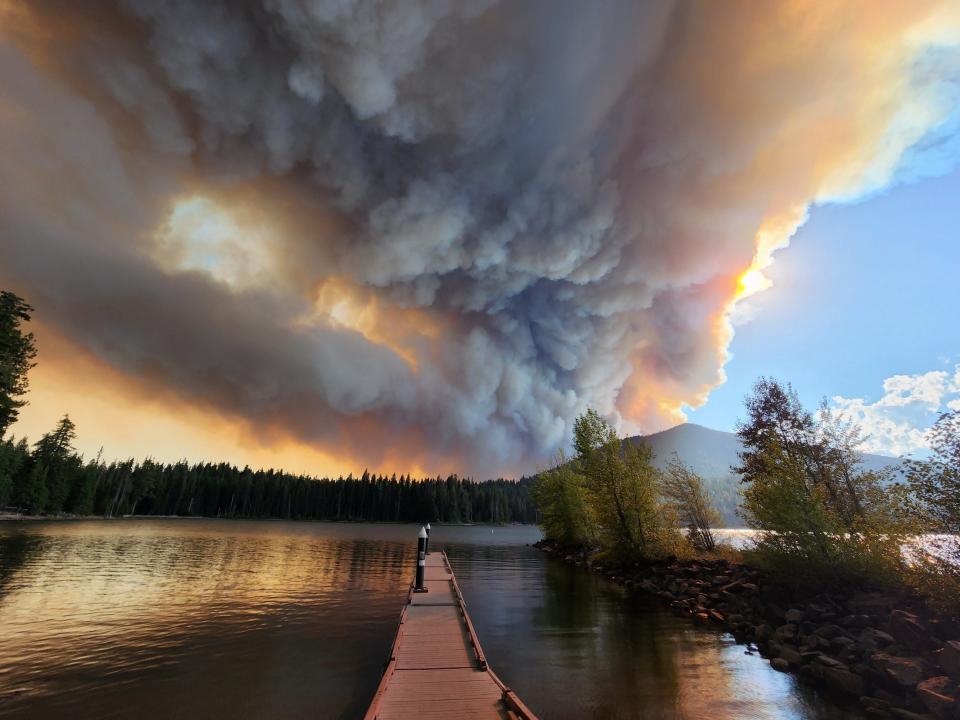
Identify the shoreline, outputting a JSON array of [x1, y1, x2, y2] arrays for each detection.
[[535, 539, 960, 719]]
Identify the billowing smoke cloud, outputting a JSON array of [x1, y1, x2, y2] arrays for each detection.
[[1, 0, 958, 476]]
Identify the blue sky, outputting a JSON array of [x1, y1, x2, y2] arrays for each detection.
[[688, 168, 960, 453]]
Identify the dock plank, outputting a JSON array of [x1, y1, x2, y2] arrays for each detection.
[[364, 551, 538, 720], [409, 580, 457, 606]]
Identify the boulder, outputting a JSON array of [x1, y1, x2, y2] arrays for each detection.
[[806, 602, 829, 617], [640, 579, 659, 593], [860, 627, 897, 653], [889, 710, 935, 720], [753, 623, 773, 643], [785, 608, 805, 623], [915, 676, 956, 719], [775, 623, 798, 643], [862, 697, 893, 713], [816, 624, 847, 640], [779, 646, 803, 667], [811, 654, 845, 668], [832, 636, 856, 652], [890, 610, 934, 653], [938, 641, 960, 684], [771, 657, 790, 672], [871, 653, 928, 688], [820, 666, 864, 696]]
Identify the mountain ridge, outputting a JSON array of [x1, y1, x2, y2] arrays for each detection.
[[624, 422, 900, 527]]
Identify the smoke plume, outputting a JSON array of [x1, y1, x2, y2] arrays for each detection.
[[1, 0, 958, 475]]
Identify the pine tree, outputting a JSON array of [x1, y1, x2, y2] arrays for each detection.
[[0, 291, 38, 437], [30, 415, 78, 513]]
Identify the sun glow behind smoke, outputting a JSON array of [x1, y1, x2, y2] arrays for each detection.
[[154, 196, 279, 288], [156, 194, 451, 385], [735, 267, 772, 302]]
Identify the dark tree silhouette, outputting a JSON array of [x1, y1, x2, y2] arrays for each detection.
[[0, 291, 38, 437]]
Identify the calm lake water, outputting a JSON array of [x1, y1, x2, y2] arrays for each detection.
[[0, 520, 858, 719]]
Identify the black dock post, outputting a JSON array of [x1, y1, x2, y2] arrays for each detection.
[[425, 522, 431, 555], [414, 526, 427, 592]]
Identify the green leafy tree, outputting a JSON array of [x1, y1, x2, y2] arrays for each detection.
[[574, 410, 681, 562], [736, 378, 913, 589], [662, 456, 720, 552], [904, 410, 960, 609], [0, 291, 38, 437], [906, 410, 960, 533], [531, 451, 594, 548]]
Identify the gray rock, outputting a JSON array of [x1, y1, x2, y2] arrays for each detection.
[[890, 610, 934, 653], [859, 627, 896, 653], [779, 646, 803, 667], [870, 653, 927, 688], [640, 579, 659, 593], [771, 657, 790, 672], [832, 636, 856, 651], [915, 676, 956, 719], [938, 640, 960, 683], [889, 710, 935, 720], [812, 654, 845, 668], [816, 624, 847, 639], [820, 666, 864, 696], [775, 623, 798, 643], [861, 697, 892, 712], [785, 608, 805, 623]]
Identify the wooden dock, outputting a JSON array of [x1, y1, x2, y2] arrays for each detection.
[[364, 550, 539, 720]]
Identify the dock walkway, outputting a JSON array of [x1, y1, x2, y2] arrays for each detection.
[[364, 551, 539, 720]]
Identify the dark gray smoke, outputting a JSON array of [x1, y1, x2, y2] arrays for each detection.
[[1, 0, 954, 475]]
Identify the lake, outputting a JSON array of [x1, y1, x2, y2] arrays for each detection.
[[0, 519, 857, 719]]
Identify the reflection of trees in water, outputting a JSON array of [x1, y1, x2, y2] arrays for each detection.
[[537, 559, 685, 719], [0, 530, 45, 597], [538, 556, 600, 630], [602, 593, 682, 717]]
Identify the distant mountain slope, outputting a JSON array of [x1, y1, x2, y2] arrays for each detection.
[[626, 423, 900, 527]]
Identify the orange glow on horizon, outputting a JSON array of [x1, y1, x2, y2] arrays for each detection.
[[10, 325, 455, 480]]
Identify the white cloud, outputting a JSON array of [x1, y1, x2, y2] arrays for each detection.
[[831, 363, 960, 457]]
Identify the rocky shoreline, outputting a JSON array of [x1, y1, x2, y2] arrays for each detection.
[[535, 539, 960, 719]]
